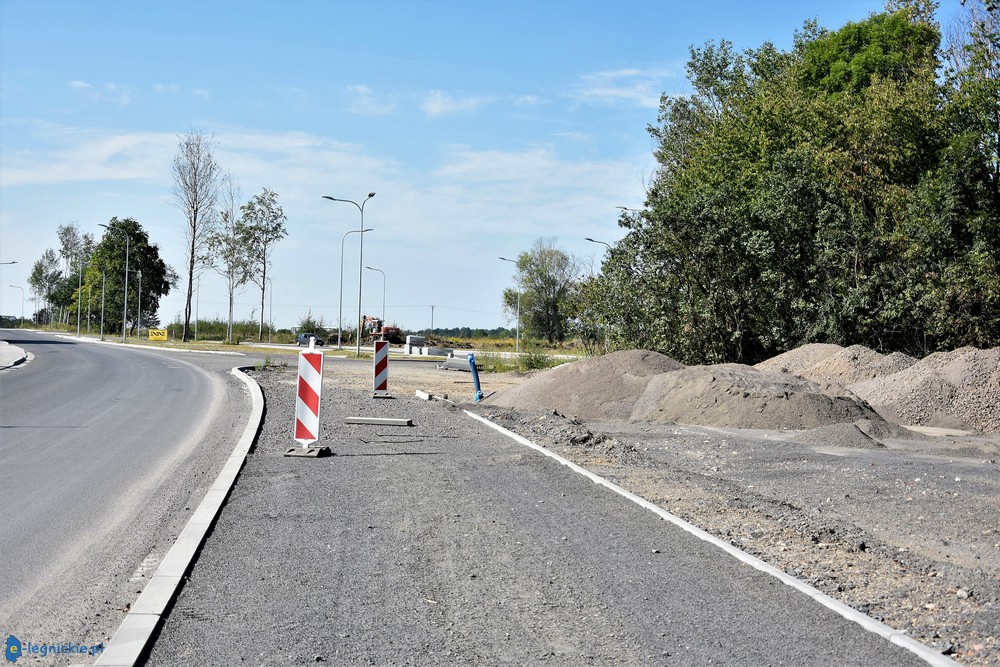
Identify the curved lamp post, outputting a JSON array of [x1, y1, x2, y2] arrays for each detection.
[[585, 237, 612, 250], [499, 256, 520, 353], [99, 223, 129, 343], [9, 284, 24, 326], [338, 227, 373, 349], [322, 192, 375, 357], [365, 266, 386, 329]]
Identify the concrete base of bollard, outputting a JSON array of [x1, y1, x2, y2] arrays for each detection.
[[284, 446, 333, 458]]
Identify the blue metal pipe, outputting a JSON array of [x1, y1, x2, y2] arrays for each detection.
[[467, 353, 484, 402]]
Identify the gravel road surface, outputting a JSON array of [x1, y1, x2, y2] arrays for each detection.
[[143, 366, 930, 666]]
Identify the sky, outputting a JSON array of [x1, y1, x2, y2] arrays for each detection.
[[0, 0, 967, 332]]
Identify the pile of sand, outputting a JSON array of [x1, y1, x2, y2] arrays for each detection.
[[754, 343, 844, 375], [489, 351, 882, 430], [848, 347, 1000, 432], [628, 364, 881, 429], [488, 344, 999, 433], [486, 350, 683, 420], [788, 422, 884, 449], [799, 345, 917, 386]]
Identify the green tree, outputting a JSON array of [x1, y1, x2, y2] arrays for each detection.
[[592, 6, 998, 363], [206, 175, 252, 343], [84, 218, 177, 337], [241, 188, 288, 342], [28, 249, 61, 324], [501, 238, 580, 344]]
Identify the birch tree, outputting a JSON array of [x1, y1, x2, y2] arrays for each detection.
[[206, 175, 252, 343], [171, 131, 222, 341], [242, 188, 288, 341]]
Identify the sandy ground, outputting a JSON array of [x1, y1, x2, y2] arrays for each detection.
[[340, 356, 999, 666]]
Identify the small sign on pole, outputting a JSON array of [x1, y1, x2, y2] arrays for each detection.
[[287, 339, 331, 457], [373, 339, 391, 398]]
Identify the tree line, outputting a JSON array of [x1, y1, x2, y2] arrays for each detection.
[[507, 1, 998, 363], [24, 131, 288, 341]]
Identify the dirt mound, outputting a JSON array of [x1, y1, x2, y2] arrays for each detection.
[[848, 347, 1000, 432], [798, 345, 917, 386], [485, 350, 684, 420], [629, 364, 881, 429], [754, 343, 843, 375], [788, 422, 885, 449]]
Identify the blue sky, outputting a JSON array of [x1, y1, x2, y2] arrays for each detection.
[[0, 0, 964, 332]]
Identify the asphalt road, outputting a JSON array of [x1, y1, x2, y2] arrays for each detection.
[[144, 368, 929, 666], [0, 330, 254, 657]]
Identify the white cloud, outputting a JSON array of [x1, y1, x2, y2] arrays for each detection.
[[67, 80, 93, 90], [513, 94, 546, 106], [192, 89, 211, 99], [346, 84, 397, 115], [575, 67, 678, 108], [153, 84, 181, 94], [0, 128, 173, 186], [420, 90, 492, 117]]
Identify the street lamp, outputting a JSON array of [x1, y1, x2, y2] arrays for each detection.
[[99, 272, 106, 340], [337, 227, 373, 349], [585, 237, 612, 250], [76, 259, 89, 338], [365, 266, 386, 332], [499, 256, 521, 353], [9, 285, 24, 326], [131, 269, 142, 337], [265, 276, 274, 343], [323, 192, 376, 357], [99, 223, 129, 343]]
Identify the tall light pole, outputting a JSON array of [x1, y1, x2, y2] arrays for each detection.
[[99, 272, 106, 340], [585, 237, 612, 250], [337, 227, 373, 349], [76, 260, 88, 338], [365, 266, 386, 331], [323, 192, 375, 357], [499, 256, 520, 353], [265, 276, 273, 343], [194, 274, 201, 341], [99, 223, 129, 343], [132, 269, 142, 337], [9, 285, 24, 327]]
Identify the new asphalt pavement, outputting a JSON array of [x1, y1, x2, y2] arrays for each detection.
[[141, 368, 932, 666]]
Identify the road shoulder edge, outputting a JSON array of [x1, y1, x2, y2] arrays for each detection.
[[94, 366, 264, 667]]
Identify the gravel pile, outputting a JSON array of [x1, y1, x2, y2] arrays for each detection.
[[485, 349, 683, 420], [848, 347, 1000, 433], [629, 363, 882, 429], [754, 343, 844, 374], [798, 345, 917, 386]]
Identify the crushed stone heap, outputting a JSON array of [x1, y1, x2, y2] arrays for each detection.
[[485, 349, 683, 420], [629, 363, 881, 429], [848, 346, 1000, 433]]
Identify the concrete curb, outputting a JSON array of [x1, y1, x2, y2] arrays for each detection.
[[0, 341, 28, 369], [464, 410, 961, 667], [95, 367, 265, 666]]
